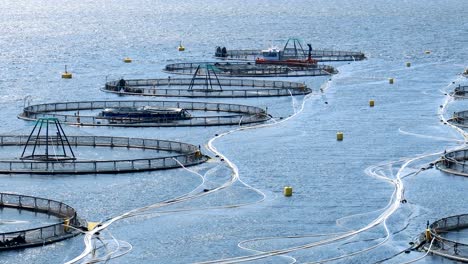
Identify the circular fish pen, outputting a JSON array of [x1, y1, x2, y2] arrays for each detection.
[[451, 85, 468, 99], [0, 134, 207, 174], [436, 148, 468, 177], [102, 78, 311, 98], [420, 214, 468, 262], [447, 110, 468, 128], [214, 47, 366, 62], [0, 192, 85, 250], [19, 100, 271, 127], [164, 62, 337, 77]]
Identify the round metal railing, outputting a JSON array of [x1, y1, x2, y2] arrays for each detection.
[[437, 148, 468, 177], [102, 78, 311, 98], [422, 214, 468, 262], [451, 85, 468, 99], [0, 135, 208, 174], [0, 192, 84, 250], [214, 48, 366, 62], [18, 100, 271, 127], [164, 62, 337, 77]]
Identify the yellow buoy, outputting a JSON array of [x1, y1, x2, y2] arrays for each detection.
[[425, 228, 432, 241], [123, 57, 132, 63], [425, 50, 431, 54], [64, 218, 70, 231], [337, 132, 344, 141], [87, 222, 100, 231], [388, 78, 394, 84], [406, 62, 411, 67], [62, 72, 72, 79], [61, 65, 72, 79], [369, 100, 375, 107], [283, 186, 293, 197], [178, 41, 185, 51]]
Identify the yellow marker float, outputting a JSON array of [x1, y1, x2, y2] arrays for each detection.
[[61, 65, 72, 79], [178, 41, 185, 51]]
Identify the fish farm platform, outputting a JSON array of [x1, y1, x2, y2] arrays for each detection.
[[215, 48, 366, 62], [0, 192, 84, 250], [420, 214, 468, 262], [451, 85, 468, 99], [164, 62, 337, 77], [102, 78, 311, 98], [0, 135, 208, 174], [19, 100, 270, 127], [437, 147, 468, 177]]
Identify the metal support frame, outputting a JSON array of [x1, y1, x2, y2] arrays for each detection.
[[20, 118, 76, 161], [188, 64, 223, 91]]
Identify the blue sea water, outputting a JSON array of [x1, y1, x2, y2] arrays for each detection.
[[0, 0, 467, 263]]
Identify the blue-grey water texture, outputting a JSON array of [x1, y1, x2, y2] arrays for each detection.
[[0, 0, 467, 263]]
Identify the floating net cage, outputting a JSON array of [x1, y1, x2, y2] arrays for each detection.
[[447, 110, 468, 128], [0, 192, 85, 250], [214, 38, 366, 62], [451, 85, 468, 99], [19, 100, 270, 127], [436, 148, 468, 177], [0, 135, 207, 174], [102, 76, 311, 98], [418, 214, 468, 262], [164, 62, 337, 77], [0, 118, 208, 174]]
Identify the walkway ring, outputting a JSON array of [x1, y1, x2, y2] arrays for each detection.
[[0, 135, 208, 174], [421, 214, 468, 262], [18, 100, 271, 127], [437, 147, 468, 177], [0, 192, 84, 250], [451, 85, 468, 99], [103, 78, 311, 98], [164, 62, 337, 77], [447, 110, 468, 128]]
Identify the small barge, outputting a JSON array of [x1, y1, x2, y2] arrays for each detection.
[[255, 42, 317, 67], [99, 106, 191, 123]]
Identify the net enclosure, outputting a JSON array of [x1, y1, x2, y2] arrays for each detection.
[[0, 192, 85, 250], [437, 147, 468, 177], [164, 62, 337, 77], [0, 135, 208, 174], [451, 85, 468, 99], [214, 38, 366, 62], [19, 100, 271, 127], [447, 110, 468, 128], [419, 214, 468, 262], [102, 78, 311, 98]]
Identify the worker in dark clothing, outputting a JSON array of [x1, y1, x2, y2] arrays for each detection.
[[117, 78, 127, 91]]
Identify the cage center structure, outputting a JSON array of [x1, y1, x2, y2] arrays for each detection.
[[20, 118, 76, 161], [188, 64, 224, 92]]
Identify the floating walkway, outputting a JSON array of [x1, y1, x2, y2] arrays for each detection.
[[102, 78, 311, 98], [215, 46, 365, 62], [1, 117, 207, 174], [164, 62, 337, 77], [0, 192, 85, 250], [436, 147, 468, 177], [0, 135, 207, 174], [447, 110, 468, 128], [19, 100, 270, 127], [451, 85, 468, 99], [419, 214, 468, 262]]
